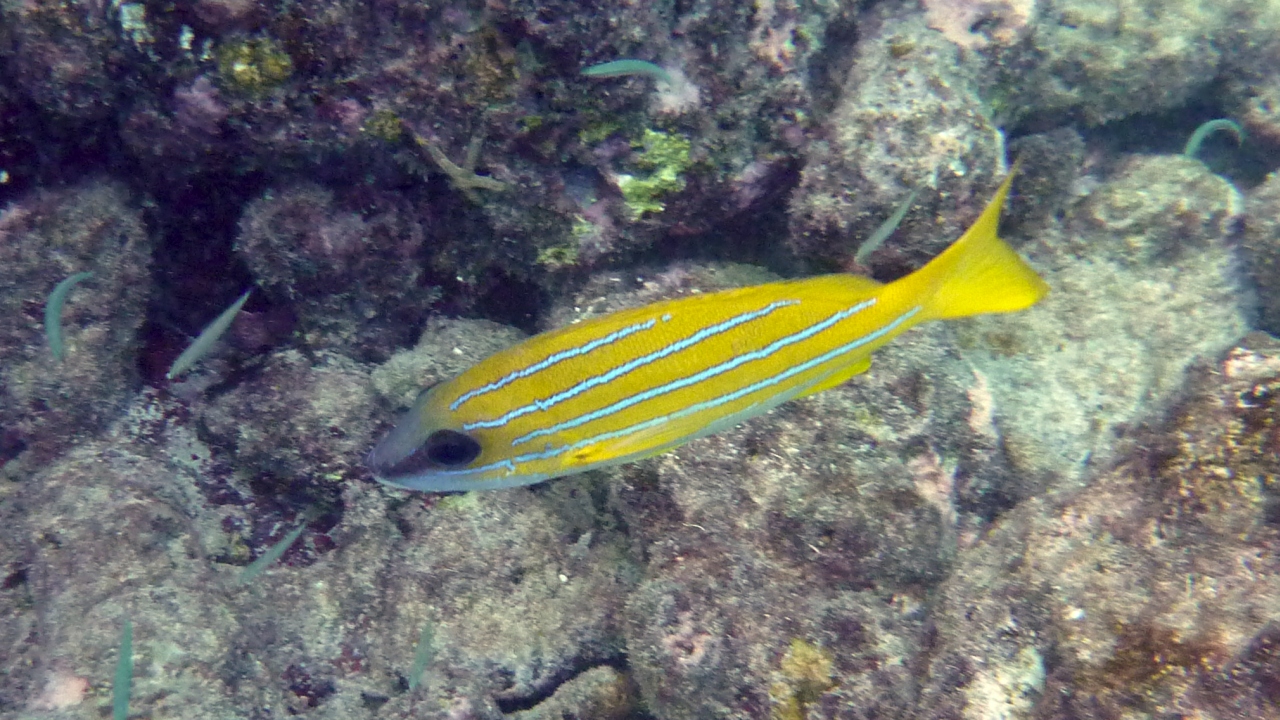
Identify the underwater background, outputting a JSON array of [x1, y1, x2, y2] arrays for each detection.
[[2, 0, 1280, 717]]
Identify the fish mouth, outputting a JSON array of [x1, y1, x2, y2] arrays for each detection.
[[365, 408, 433, 480], [368, 444, 436, 481], [366, 413, 483, 482]]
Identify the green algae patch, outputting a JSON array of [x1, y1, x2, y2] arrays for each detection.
[[770, 639, 835, 720], [436, 491, 481, 514], [536, 243, 579, 270], [617, 129, 692, 219], [578, 120, 623, 146], [363, 109, 405, 142], [217, 36, 293, 95]]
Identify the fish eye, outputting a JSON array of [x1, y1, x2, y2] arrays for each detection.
[[423, 429, 482, 467]]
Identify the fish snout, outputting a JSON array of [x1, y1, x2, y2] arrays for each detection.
[[367, 414, 482, 484]]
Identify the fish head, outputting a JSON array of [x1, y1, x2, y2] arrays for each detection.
[[365, 384, 563, 492]]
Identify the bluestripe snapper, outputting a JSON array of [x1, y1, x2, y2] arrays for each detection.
[[368, 170, 1047, 492]]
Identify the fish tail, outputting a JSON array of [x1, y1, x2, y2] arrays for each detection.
[[909, 167, 1048, 320]]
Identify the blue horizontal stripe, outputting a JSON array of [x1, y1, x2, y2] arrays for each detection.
[[462, 300, 799, 431], [550, 305, 922, 453], [510, 298, 880, 447], [432, 303, 922, 482], [450, 317, 658, 411]]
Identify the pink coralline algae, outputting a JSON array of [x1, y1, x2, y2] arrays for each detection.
[[234, 183, 432, 360], [924, 0, 1034, 49], [172, 76, 229, 135]]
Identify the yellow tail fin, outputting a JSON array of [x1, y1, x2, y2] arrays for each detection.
[[908, 167, 1049, 320]]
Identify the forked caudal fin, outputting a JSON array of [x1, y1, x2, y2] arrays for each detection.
[[905, 165, 1049, 320]]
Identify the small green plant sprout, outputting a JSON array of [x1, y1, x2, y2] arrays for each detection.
[[581, 59, 673, 85], [113, 618, 133, 720], [407, 620, 436, 691], [166, 289, 252, 380], [237, 521, 306, 585], [1183, 119, 1244, 160], [45, 271, 94, 361], [855, 188, 920, 264]]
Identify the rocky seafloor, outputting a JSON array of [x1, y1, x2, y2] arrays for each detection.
[[4, 0, 1280, 717]]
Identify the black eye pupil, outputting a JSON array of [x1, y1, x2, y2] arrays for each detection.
[[424, 430, 481, 467]]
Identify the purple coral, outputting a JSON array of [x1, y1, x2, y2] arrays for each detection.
[[172, 76, 229, 135]]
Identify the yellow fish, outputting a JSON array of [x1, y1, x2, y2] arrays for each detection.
[[367, 170, 1047, 492]]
